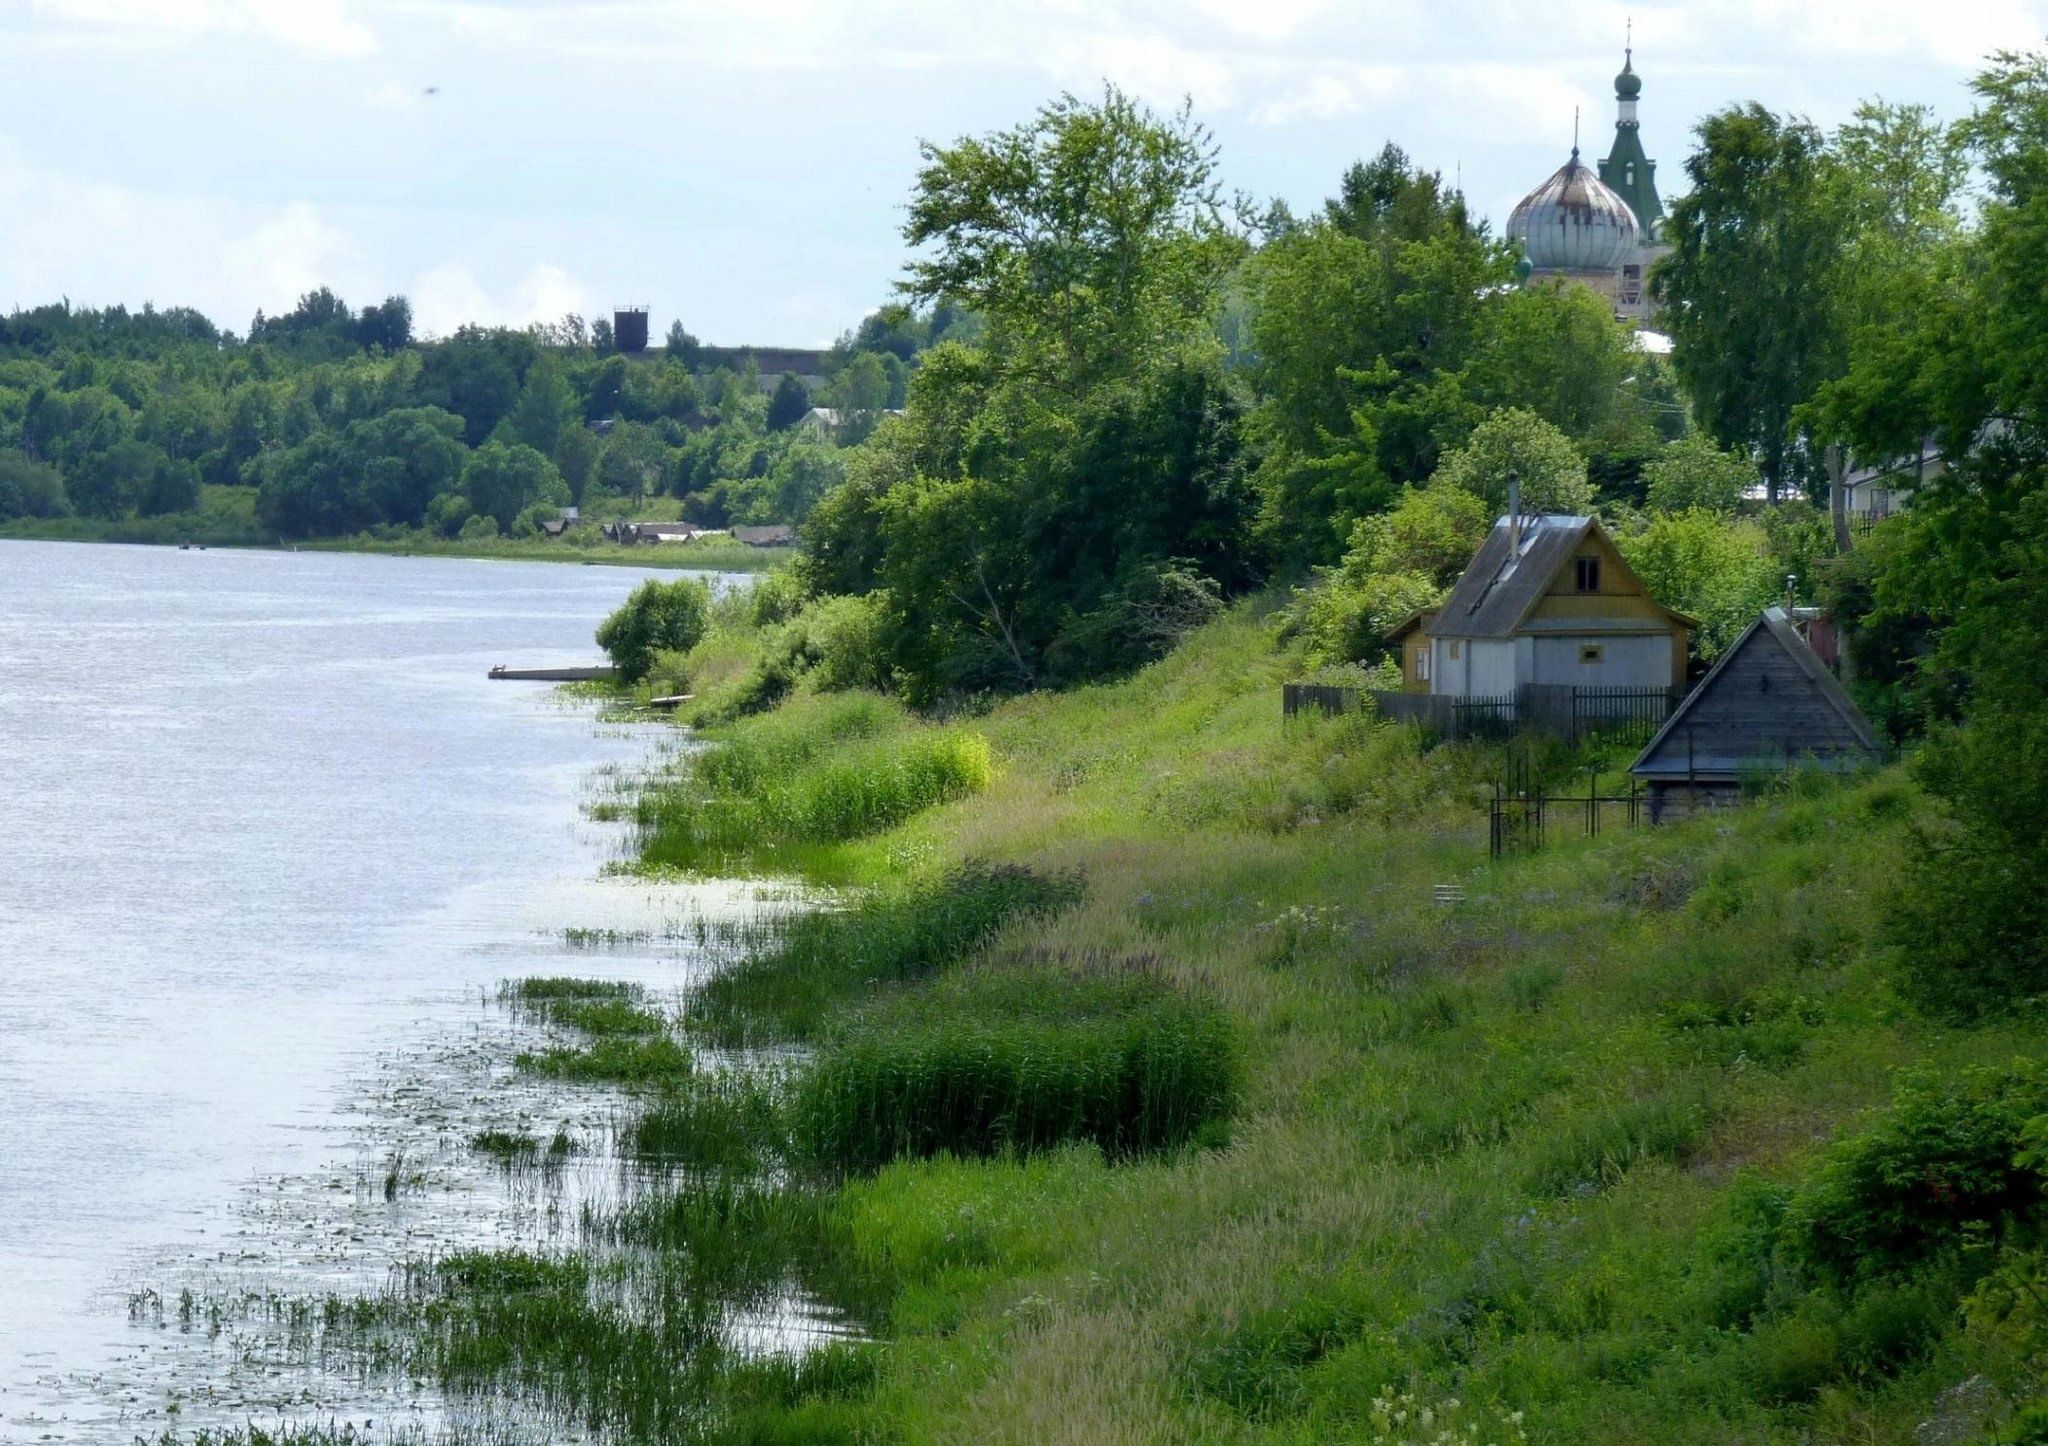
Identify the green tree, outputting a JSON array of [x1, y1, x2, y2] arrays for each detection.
[[903, 86, 1239, 399], [596, 577, 712, 683], [505, 355, 577, 456], [1652, 106, 1853, 500], [68, 437, 162, 518], [829, 354, 889, 444], [1643, 434, 1759, 514], [1429, 408, 1593, 516], [766, 372, 811, 432], [462, 440, 568, 529], [0, 449, 68, 519], [1615, 509, 1778, 660]]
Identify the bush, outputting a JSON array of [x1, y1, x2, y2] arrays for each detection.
[[597, 577, 712, 683], [802, 592, 892, 693], [1785, 1061, 2048, 1278], [794, 970, 1237, 1170]]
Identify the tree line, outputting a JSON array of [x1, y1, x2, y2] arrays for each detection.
[[0, 290, 957, 541]]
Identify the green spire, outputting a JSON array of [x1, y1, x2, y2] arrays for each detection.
[[1598, 38, 1662, 236]]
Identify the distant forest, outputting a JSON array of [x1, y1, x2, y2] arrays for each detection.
[[0, 291, 973, 541]]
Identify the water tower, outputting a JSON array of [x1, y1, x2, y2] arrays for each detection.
[[613, 307, 650, 355]]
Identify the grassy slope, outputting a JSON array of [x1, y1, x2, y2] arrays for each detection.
[[715, 597, 2032, 1443]]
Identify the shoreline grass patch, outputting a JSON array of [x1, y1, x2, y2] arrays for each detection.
[[634, 692, 994, 873], [691, 860, 1084, 1044], [796, 968, 1238, 1171]]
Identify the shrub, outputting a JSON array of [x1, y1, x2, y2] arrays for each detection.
[[802, 591, 892, 692], [794, 971, 1237, 1170], [597, 577, 712, 683], [1785, 1061, 2048, 1278]]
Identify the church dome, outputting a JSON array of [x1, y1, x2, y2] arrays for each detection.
[[1615, 53, 1642, 100], [1508, 149, 1639, 272]]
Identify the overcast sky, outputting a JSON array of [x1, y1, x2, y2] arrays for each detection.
[[1, 0, 2042, 346]]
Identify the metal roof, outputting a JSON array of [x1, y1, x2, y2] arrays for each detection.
[[1631, 607, 1880, 780], [1431, 514, 1594, 638], [1509, 150, 1639, 272]]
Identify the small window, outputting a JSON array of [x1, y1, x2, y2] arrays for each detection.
[[1448, 641, 1461, 661], [1580, 644, 1604, 665], [1576, 557, 1601, 592], [1625, 162, 1636, 187], [1416, 648, 1431, 682]]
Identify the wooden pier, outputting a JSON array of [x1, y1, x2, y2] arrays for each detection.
[[487, 664, 617, 682]]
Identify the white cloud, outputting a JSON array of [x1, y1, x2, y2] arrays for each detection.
[[1251, 64, 1403, 126], [363, 79, 421, 111], [220, 202, 366, 313], [1744, 0, 2042, 68], [1040, 28, 1242, 109], [28, 0, 376, 55], [410, 262, 595, 339]]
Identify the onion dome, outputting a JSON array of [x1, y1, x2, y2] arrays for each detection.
[[1615, 50, 1641, 101], [1508, 148, 1639, 272]]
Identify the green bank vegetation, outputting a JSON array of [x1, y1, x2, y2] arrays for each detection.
[[193, 596, 2048, 1441], [151, 44, 2048, 1446]]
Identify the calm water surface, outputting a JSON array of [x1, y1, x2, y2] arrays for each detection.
[[0, 541, 760, 1441]]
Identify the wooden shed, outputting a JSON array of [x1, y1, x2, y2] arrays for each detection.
[[1629, 607, 1880, 823]]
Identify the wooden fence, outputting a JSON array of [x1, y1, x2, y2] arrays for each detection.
[[1288, 682, 1683, 744], [1281, 682, 1363, 719]]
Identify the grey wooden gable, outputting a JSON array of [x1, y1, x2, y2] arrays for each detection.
[[1631, 608, 1879, 781]]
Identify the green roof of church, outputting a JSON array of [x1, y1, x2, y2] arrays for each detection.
[[1598, 49, 1663, 236]]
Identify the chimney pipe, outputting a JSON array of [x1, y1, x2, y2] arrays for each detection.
[[1507, 470, 1522, 550]]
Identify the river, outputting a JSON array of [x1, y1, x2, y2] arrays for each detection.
[[0, 541, 759, 1442]]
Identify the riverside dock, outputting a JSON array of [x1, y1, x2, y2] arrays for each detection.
[[487, 665, 617, 682]]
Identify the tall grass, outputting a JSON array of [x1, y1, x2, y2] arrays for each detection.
[[634, 692, 993, 873], [796, 969, 1238, 1171], [690, 861, 1084, 1044]]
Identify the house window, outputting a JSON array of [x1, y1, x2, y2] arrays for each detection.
[[1575, 557, 1601, 592], [1448, 641, 1461, 661], [1580, 644, 1604, 665], [1416, 648, 1431, 682]]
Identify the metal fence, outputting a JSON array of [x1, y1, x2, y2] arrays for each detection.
[[1346, 683, 1683, 744], [1490, 761, 1647, 857]]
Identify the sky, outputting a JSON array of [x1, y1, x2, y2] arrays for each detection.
[[0, 0, 2043, 347]]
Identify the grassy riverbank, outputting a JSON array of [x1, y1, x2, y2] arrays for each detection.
[[296, 533, 790, 573], [167, 596, 2048, 1443]]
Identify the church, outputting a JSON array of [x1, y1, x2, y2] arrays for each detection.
[[1507, 46, 1667, 323]]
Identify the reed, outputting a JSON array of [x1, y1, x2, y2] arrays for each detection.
[[632, 692, 994, 872], [623, 1070, 788, 1175], [795, 970, 1238, 1171], [690, 861, 1084, 1044], [514, 1035, 693, 1086]]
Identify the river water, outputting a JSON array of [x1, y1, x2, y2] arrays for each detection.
[[0, 541, 768, 1443]]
